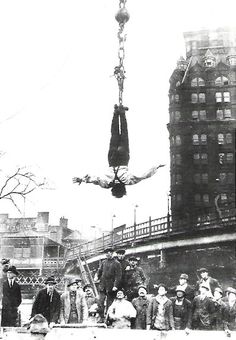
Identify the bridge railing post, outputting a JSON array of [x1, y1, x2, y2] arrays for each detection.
[[149, 216, 152, 237]]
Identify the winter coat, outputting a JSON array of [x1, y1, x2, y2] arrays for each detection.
[[170, 297, 192, 329], [97, 258, 122, 292], [60, 290, 88, 324], [124, 266, 146, 300], [224, 300, 236, 331], [31, 288, 61, 324], [192, 295, 215, 330], [147, 296, 175, 330], [107, 298, 137, 329], [117, 258, 130, 290], [132, 296, 150, 329], [211, 298, 228, 330], [1, 279, 22, 327]]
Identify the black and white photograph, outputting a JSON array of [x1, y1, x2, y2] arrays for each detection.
[[0, 0, 235, 339]]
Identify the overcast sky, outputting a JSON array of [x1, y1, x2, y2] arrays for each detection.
[[0, 0, 236, 238]]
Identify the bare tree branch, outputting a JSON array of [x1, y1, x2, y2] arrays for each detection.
[[0, 166, 48, 212]]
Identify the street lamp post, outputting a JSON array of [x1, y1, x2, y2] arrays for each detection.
[[90, 226, 96, 253], [111, 215, 116, 247], [133, 205, 138, 241]]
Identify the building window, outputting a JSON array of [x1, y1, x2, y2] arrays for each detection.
[[175, 111, 181, 121], [228, 173, 234, 184], [216, 109, 231, 120], [194, 174, 201, 184], [216, 92, 222, 102], [224, 109, 231, 119], [175, 154, 182, 165], [220, 193, 227, 202], [226, 153, 233, 163], [193, 134, 199, 145], [200, 110, 207, 120], [194, 194, 201, 204], [201, 153, 208, 164], [218, 133, 224, 144], [224, 92, 230, 102], [191, 93, 198, 103], [191, 93, 206, 103], [226, 133, 232, 144], [194, 173, 208, 184], [202, 173, 208, 184], [203, 194, 209, 203], [192, 110, 206, 120], [175, 94, 180, 103], [175, 135, 181, 146], [219, 173, 226, 183], [176, 174, 182, 184], [191, 77, 205, 87], [176, 81, 181, 87], [228, 56, 236, 66], [199, 93, 206, 103], [215, 76, 229, 86], [193, 153, 208, 164], [201, 134, 207, 145]]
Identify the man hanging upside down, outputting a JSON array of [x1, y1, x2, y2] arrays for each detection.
[[73, 104, 165, 198]]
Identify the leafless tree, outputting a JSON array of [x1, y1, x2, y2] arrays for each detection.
[[0, 167, 47, 213]]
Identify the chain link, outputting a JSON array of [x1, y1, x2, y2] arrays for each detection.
[[114, 1, 129, 105]]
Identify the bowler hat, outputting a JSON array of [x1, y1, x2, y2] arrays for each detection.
[[116, 249, 126, 255], [104, 247, 114, 253], [175, 285, 186, 294], [129, 256, 138, 262], [179, 273, 189, 280], [67, 278, 78, 287], [226, 287, 236, 295], [198, 268, 208, 273], [44, 276, 57, 285], [7, 265, 19, 276]]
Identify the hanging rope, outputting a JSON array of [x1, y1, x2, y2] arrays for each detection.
[[114, 0, 130, 106]]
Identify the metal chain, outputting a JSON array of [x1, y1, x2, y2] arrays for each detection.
[[114, 0, 129, 106]]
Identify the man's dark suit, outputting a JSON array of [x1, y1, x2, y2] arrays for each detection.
[[31, 288, 61, 324], [1, 279, 22, 326]]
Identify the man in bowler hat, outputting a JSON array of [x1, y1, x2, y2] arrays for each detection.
[[196, 268, 220, 297], [31, 276, 61, 327], [115, 249, 130, 290], [1, 265, 22, 327], [94, 247, 122, 321]]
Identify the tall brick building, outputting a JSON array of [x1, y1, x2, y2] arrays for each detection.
[[168, 27, 236, 225]]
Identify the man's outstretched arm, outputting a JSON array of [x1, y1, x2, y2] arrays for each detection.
[[72, 175, 110, 188], [128, 164, 165, 185]]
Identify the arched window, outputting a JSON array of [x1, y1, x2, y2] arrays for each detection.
[[215, 76, 229, 86], [203, 194, 209, 203], [191, 77, 205, 87], [194, 174, 201, 184], [176, 81, 181, 88]]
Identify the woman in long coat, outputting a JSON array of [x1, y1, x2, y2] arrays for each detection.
[[60, 278, 88, 324]]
